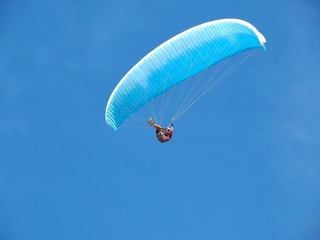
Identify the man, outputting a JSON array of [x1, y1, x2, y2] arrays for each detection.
[[148, 118, 174, 143]]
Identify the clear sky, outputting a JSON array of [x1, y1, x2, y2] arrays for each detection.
[[1, 0, 320, 239]]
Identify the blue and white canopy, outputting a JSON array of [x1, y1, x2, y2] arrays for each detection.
[[105, 19, 266, 130]]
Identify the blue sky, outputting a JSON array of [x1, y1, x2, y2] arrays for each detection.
[[1, 0, 320, 239]]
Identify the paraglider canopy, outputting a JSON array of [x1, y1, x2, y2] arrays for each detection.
[[105, 19, 266, 130]]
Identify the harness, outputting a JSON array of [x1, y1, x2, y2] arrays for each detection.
[[156, 128, 172, 143]]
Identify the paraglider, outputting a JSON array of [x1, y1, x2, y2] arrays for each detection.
[[105, 18, 266, 142], [148, 118, 174, 143]]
